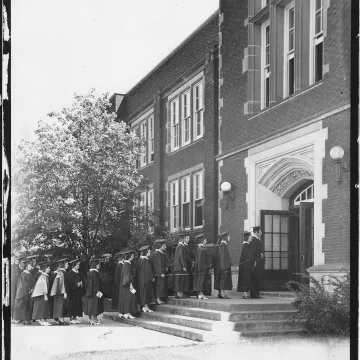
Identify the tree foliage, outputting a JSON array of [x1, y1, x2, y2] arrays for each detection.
[[12, 89, 146, 260]]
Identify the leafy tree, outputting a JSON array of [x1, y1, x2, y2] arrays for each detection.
[[12, 89, 147, 260]]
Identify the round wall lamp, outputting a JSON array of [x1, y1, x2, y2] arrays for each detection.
[[330, 146, 349, 183], [221, 181, 235, 210]]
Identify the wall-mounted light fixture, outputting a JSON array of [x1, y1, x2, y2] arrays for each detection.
[[221, 181, 235, 210], [330, 146, 349, 183]]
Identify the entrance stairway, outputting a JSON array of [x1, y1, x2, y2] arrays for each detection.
[[103, 293, 303, 342]]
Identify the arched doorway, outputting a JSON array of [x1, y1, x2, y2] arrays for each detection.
[[256, 157, 314, 290]]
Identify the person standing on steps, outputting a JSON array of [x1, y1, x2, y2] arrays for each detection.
[[237, 232, 256, 299], [183, 234, 194, 298], [11, 255, 25, 323], [218, 232, 233, 299], [113, 252, 125, 310], [67, 259, 84, 324], [250, 226, 264, 299], [136, 245, 155, 313], [173, 233, 187, 299], [193, 234, 211, 300], [118, 251, 137, 319], [13, 257, 34, 325], [152, 239, 168, 305]]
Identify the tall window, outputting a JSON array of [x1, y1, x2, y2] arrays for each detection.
[[132, 125, 140, 169], [262, 23, 270, 109], [182, 92, 191, 146], [170, 180, 179, 230], [181, 177, 190, 228], [311, 0, 323, 83], [148, 188, 154, 211], [140, 120, 147, 167], [193, 82, 204, 139], [193, 172, 203, 227], [148, 116, 154, 163], [171, 99, 179, 151], [262, 0, 270, 8], [284, 5, 295, 97]]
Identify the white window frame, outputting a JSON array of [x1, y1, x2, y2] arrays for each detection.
[[148, 188, 154, 211], [261, 21, 271, 109], [140, 120, 147, 167], [170, 98, 180, 151], [193, 171, 203, 228], [131, 125, 140, 169], [262, 0, 270, 8], [309, 0, 324, 85], [181, 176, 191, 229], [193, 81, 204, 140], [148, 115, 154, 163], [294, 184, 314, 205], [182, 91, 191, 146], [284, 3, 295, 98], [170, 180, 179, 231]]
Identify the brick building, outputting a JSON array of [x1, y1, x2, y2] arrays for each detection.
[[111, 0, 351, 291]]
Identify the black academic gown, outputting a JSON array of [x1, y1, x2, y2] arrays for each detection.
[[118, 261, 137, 315], [136, 257, 154, 306], [193, 245, 210, 293], [219, 241, 233, 290], [183, 244, 194, 293], [152, 250, 168, 299], [67, 269, 84, 317], [237, 242, 255, 292], [173, 244, 187, 293], [213, 245, 221, 291], [13, 271, 32, 321], [113, 261, 123, 309], [250, 236, 263, 297], [11, 264, 21, 317], [84, 269, 101, 316], [31, 273, 50, 320]]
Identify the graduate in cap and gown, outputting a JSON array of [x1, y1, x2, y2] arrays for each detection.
[[11, 256, 25, 322], [118, 251, 137, 319], [67, 259, 84, 324], [112, 252, 125, 309], [13, 257, 34, 325], [237, 232, 256, 299], [136, 246, 155, 313], [173, 234, 188, 299], [218, 232, 233, 299], [84, 258, 103, 325], [250, 226, 264, 299], [50, 258, 69, 325], [152, 239, 168, 304], [193, 234, 211, 300], [183, 234, 194, 298], [31, 262, 52, 326]]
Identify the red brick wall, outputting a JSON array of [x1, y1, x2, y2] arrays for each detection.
[[322, 109, 351, 263]]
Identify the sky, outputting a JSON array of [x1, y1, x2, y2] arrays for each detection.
[[11, 0, 219, 144]]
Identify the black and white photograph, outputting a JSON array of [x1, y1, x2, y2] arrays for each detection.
[[4, 0, 358, 359]]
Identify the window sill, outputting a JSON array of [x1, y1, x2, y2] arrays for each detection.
[[168, 137, 204, 157], [139, 161, 154, 171], [248, 81, 323, 121]]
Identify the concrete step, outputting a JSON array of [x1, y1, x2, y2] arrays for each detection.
[[229, 310, 297, 321], [260, 291, 296, 299], [139, 311, 236, 332], [239, 328, 304, 338], [166, 297, 296, 312], [234, 319, 304, 332]]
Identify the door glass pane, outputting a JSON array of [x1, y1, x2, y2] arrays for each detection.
[[273, 233, 280, 251], [265, 215, 272, 231], [281, 216, 289, 233], [281, 258, 289, 270], [264, 234, 272, 251], [273, 258, 280, 270], [273, 251, 281, 258], [273, 215, 280, 232], [281, 234, 288, 251], [265, 251, 272, 259], [265, 258, 272, 270]]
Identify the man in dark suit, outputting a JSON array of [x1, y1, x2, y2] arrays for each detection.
[[250, 226, 264, 298]]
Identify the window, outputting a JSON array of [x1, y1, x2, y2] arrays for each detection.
[[148, 188, 154, 211], [284, 5, 295, 97], [148, 116, 154, 163], [261, 22, 270, 109], [310, 0, 323, 83], [294, 184, 314, 205], [262, 0, 270, 8], [171, 99, 179, 151], [170, 180, 179, 230], [193, 82, 204, 139], [181, 177, 190, 228], [132, 125, 140, 169], [140, 120, 147, 167], [193, 172, 203, 227], [182, 91, 191, 146]]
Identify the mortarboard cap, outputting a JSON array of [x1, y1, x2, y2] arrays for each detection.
[[219, 231, 229, 239], [101, 253, 111, 259], [154, 239, 166, 244], [195, 234, 204, 240], [27, 255, 37, 260], [18, 256, 27, 263], [139, 245, 150, 252], [68, 258, 80, 265]]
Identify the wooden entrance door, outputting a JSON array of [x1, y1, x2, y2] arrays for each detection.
[[299, 202, 314, 283], [261, 210, 298, 290]]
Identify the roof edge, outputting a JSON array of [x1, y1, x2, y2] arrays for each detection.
[[124, 9, 219, 96]]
